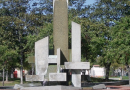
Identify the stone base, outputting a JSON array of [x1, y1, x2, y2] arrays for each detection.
[[17, 85, 82, 90], [14, 83, 42, 89], [49, 73, 66, 81], [26, 75, 44, 81]]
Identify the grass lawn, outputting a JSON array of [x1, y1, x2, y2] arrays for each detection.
[[97, 76, 129, 80], [0, 76, 129, 86], [89, 76, 129, 83], [0, 77, 32, 86], [109, 76, 129, 80]]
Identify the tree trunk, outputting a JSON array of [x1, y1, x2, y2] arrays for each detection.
[[3, 68, 4, 86], [20, 51, 24, 84], [20, 66, 23, 84], [105, 63, 111, 81], [6, 70, 8, 82]]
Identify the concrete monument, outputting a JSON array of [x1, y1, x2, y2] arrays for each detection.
[[16, 0, 90, 89], [65, 22, 90, 87], [53, 0, 68, 64]]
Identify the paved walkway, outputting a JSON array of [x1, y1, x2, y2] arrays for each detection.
[[106, 85, 130, 90], [83, 84, 130, 90]]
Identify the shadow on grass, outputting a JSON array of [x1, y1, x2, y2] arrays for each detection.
[[90, 77, 117, 82]]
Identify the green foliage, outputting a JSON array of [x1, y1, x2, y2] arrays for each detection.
[[111, 16, 130, 66]]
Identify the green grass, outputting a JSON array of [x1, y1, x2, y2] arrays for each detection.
[[96, 76, 129, 80], [0, 77, 32, 86], [122, 76, 129, 80], [0, 76, 129, 86], [90, 76, 129, 83]]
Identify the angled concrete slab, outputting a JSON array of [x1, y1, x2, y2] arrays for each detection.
[[35, 36, 49, 75]]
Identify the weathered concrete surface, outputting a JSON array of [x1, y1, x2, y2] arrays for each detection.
[[53, 0, 68, 11], [72, 22, 81, 62], [26, 75, 44, 81], [92, 84, 106, 89], [71, 70, 81, 87], [65, 62, 90, 69], [64, 22, 90, 88], [35, 36, 49, 75], [48, 55, 57, 64], [49, 73, 66, 81], [57, 48, 61, 73], [53, 0, 68, 64], [14, 83, 41, 89], [20, 86, 82, 90]]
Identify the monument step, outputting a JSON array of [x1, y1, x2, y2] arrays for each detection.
[[20, 86, 82, 90], [26, 75, 44, 81], [49, 73, 66, 81]]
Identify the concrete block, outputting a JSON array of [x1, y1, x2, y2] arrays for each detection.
[[92, 84, 106, 89], [71, 70, 81, 87], [48, 55, 57, 64], [26, 75, 44, 81], [65, 62, 90, 69], [49, 73, 66, 81], [53, 0, 68, 11], [35, 36, 49, 75], [72, 22, 81, 62], [53, 0, 69, 63], [14, 83, 41, 89], [20, 86, 82, 90], [57, 48, 61, 73]]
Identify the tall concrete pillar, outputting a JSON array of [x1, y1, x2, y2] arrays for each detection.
[[53, 0, 68, 64]]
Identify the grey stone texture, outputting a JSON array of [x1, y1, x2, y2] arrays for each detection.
[[65, 62, 90, 69], [20, 86, 82, 90], [35, 36, 49, 75], [14, 83, 41, 89], [49, 73, 66, 81], [53, 0, 69, 63], [26, 75, 44, 81], [92, 84, 106, 89], [48, 55, 57, 64], [72, 21, 81, 62], [64, 22, 90, 87], [57, 48, 61, 73], [72, 70, 81, 87]]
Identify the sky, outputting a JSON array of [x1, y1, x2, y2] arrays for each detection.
[[28, 0, 96, 13], [29, 0, 96, 6], [85, 0, 96, 5]]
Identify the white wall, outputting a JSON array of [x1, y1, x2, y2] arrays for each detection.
[[90, 66, 105, 77]]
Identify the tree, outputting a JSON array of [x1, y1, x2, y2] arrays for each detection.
[[87, 0, 130, 22], [0, 0, 30, 84], [111, 16, 130, 85]]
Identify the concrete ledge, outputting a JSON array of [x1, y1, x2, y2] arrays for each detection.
[[20, 86, 82, 90], [65, 62, 90, 69], [26, 75, 44, 81], [48, 55, 57, 64], [49, 73, 66, 81]]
